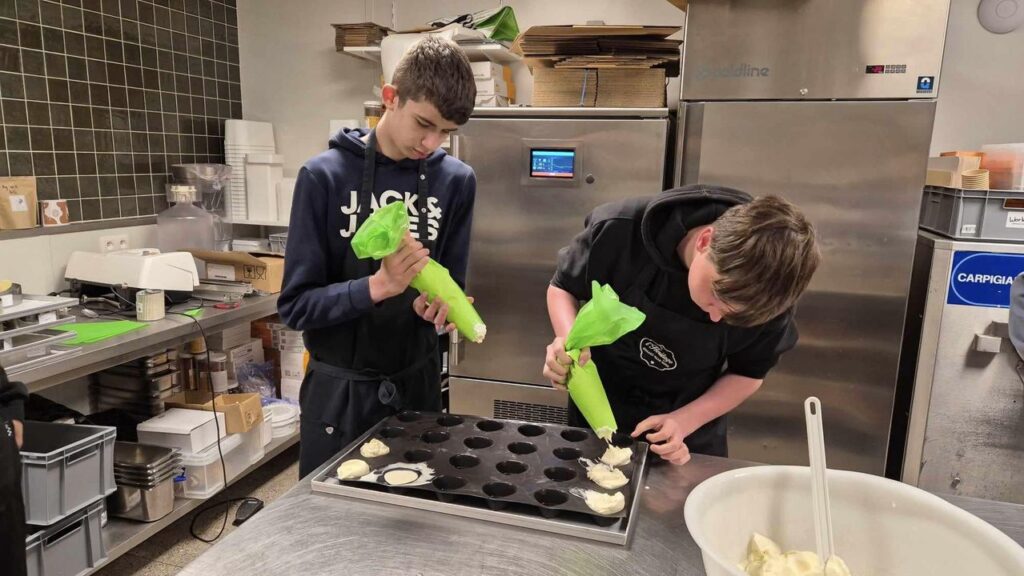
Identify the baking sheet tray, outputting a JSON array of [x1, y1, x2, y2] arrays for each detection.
[[311, 412, 649, 546]]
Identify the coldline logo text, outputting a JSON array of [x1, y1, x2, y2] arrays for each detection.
[[694, 63, 771, 81]]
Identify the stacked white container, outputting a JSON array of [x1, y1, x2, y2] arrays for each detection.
[[245, 153, 284, 222], [277, 177, 297, 221], [224, 120, 276, 222], [275, 326, 305, 403], [137, 409, 251, 500], [267, 404, 299, 438], [260, 406, 274, 447], [176, 433, 244, 499]]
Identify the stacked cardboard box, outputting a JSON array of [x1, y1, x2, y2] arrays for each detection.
[[331, 22, 390, 50], [471, 61, 514, 106], [532, 67, 665, 108], [516, 25, 679, 108]]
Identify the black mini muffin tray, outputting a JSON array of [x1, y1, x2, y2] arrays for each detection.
[[310, 412, 649, 546]]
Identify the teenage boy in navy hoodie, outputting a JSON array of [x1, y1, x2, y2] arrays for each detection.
[[279, 36, 478, 477]]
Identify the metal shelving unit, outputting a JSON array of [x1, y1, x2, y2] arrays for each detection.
[[342, 42, 521, 64], [90, 430, 300, 575]]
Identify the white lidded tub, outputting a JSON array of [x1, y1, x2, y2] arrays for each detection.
[[684, 466, 1024, 576]]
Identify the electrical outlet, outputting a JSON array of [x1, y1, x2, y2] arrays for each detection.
[[99, 234, 129, 253]]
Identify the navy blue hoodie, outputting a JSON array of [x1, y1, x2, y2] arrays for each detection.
[[278, 128, 476, 367]]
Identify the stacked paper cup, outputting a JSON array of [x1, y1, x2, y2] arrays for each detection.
[[961, 169, 990, 190], [225, 120, 276, 222]]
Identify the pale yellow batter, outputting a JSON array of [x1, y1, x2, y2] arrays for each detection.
[[383, 469, 420, 486], [359, 438, 390, 458], [337, 459, 370, 480], [600, 444, 633, 467], [582, 490, 625, 515], [740, 533, 853, 576], [586, 462, 629, 490]]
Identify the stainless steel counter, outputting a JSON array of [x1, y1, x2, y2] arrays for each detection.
[[14, 294, 279, 392], [179, 455, 1024, 576]]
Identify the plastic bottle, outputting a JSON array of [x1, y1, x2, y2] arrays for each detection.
[[157, 185, 215, 253]]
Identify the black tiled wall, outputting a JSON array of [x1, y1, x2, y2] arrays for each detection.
[[0, 0, 241, 223]]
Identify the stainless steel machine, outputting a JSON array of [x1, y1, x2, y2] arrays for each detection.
[[449, 108, 669, 422], [673, 0, 951, 474], [898, 232, 1024, 504]]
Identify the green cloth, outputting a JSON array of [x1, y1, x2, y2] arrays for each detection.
[[53, 320, 147, 345], [473, 6, 520, 43]]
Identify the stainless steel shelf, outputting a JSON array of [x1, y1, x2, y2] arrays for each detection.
[[342, 43, 520, 64], [15, 295, 280, 392], [470, 107, 670, 118], [90, 430, 300, 575]]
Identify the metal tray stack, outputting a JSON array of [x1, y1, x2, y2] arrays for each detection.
[[109, 442, 181, 522], [0, 294, 80, 375], [312, 412, 649, 545], [91, 350, 180, 418]]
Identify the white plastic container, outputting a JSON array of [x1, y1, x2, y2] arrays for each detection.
[[177, 433, 242, 499], [260, 407, 273, 447], [137, 409, 226, 454], [277, 177, 296, 221], [238, 426, 265, 465], [157, 200, 215, 253], [245, 153, 283, 222], [267, 404, 299, 438], [225, 120, 275, 148], [683, 466, 1024, 576]]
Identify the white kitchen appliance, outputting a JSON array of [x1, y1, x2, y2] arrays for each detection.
[[65, 249, 200, 292]]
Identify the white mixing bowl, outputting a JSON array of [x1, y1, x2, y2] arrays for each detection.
[[684, 466, 1024, 575]]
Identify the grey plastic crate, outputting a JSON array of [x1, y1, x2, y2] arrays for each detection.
[[25, 500, 106, 576], [269, 231, 288, 253], [21, 422, 117, 526], [920, 185, 1024, 241]]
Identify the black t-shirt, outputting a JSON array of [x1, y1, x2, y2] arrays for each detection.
[[551, 197, 796, 380]]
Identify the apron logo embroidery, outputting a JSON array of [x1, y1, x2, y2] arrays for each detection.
[[639, 337, 677, 371]]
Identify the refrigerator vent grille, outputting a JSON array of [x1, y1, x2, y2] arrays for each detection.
[[493, 400, 567, 425]]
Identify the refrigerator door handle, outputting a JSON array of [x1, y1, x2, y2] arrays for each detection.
[[450, 133, 462, 160], [450, 329, 465, 367]]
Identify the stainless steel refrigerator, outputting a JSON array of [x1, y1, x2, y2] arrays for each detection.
[[449, 108, 669, 422], [674, 0, 951, 475]]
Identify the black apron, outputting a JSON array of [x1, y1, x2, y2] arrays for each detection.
[[0, 418, 27, 576], [298, 130, 441, 477], [568, 261, 730, 457]]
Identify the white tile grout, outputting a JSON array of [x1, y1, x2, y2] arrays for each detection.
[[2, 0, 241, 222]]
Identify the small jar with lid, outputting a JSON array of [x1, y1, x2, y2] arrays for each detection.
[[198, 352, 229, 394], [177, 351, 195, 390]]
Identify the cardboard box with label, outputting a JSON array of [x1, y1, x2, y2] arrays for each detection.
[[165, 391, 265, 434], [475, 75, 507, 97], [470, 61, 502, 80], [222, 338, 265, 381], [280, 377, 302, 403], [189, 250, 284, 294], [280, 349, 307, 380]]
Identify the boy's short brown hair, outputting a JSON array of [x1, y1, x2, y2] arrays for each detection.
[[709, 195, 820, 327], [392, 36, 476, 125]]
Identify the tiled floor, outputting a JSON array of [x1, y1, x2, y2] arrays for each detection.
[[95, 444, 300, 576]]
